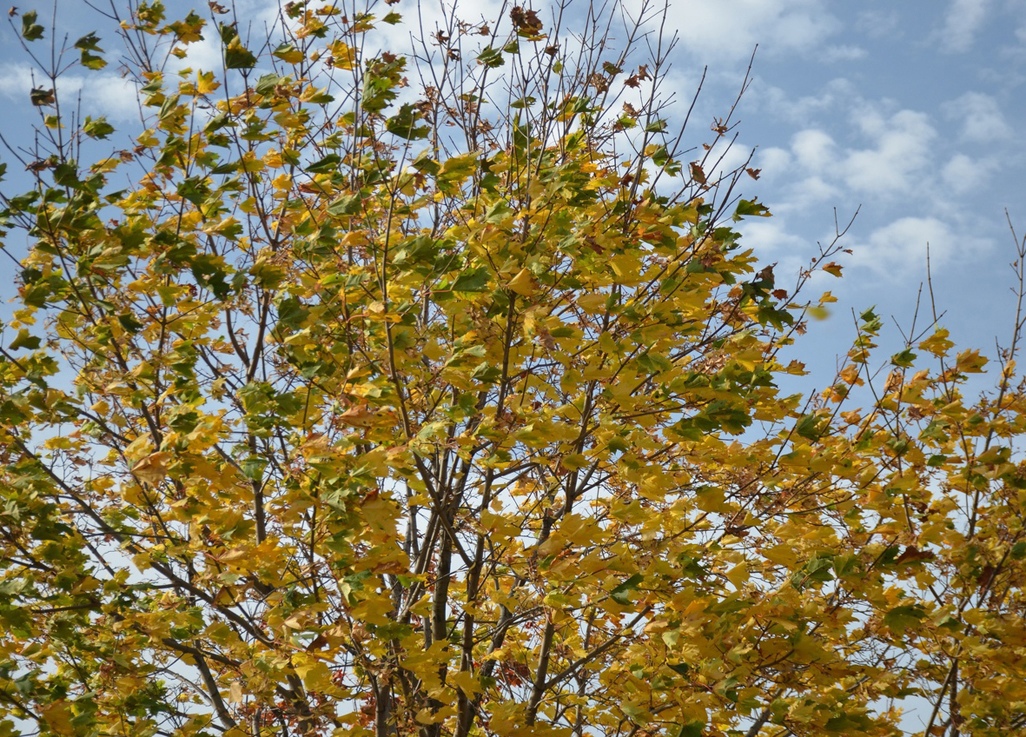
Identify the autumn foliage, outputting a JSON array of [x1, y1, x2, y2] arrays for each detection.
[[2, 2, 1026, 736]]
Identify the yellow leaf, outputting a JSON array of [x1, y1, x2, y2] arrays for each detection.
[[576, 293, 607, 312], [955, 349, 988, 373], [124, 434, 154, 462], [264, 148, 284, 168], [293, 653, 334, 692], [41, 701, 74, 736], [197, 70, 220, 94], [507, 268, 538, 297], [132, 451, 171, 486], [919, 328, 954, 357], [449, 669, 483, 696]]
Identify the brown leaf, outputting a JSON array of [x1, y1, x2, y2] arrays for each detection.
[[30, 87, 55, 106], [306, 634, 329, 651], [690, 162, 707, 185], [895, 546, 935, 565], [510, 5, 543, 36], [25, 158, 54, 172], [977, 564, 997, 590]]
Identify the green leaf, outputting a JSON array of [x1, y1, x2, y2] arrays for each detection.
[[117, 313, 145, 334], [223, 31, 257, 69], [477, 47, 505, 68], [83, 116, 115, 139], [327, 194, 362, 216], [666, 662, 689, 677], [610, 574, 643, 605], [733, 198, 771, 220], [21, 11, 44, 41], [795, 412, 828, 442], [675, 723, 704, 737], [891, 348, 916, 368], [177, 177, 210, 206], [306, 154, 341, 174], [385, 104, 429, 140], [450, 267, 491, 292], [242, 457, 267, 482], [255, 73, 285, 96], [883, 604, 927, 634], [9, 329, 41, 351], [74, 32, 107, 69]]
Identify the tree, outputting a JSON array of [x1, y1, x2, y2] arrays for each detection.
[[2, 1, 1026, 736]]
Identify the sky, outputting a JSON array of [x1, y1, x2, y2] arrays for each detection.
[[0, 2, 1021, 732], [666, 0, 1026, 384], [1, 0, 1025, 389]]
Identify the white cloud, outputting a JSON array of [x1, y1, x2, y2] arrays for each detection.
[[758, 77, 857, 125], [941, 153, 1000, 194], [80, 76, 143, 123], [757, 103, 938, 209], [839, 109, 936, 195], [936, 0, 991, 52], [791, 128, 836, 170], [943, 92, 1012, 142], [756, 146, 792, 178], [665, 0, 840, 61], [0, 62, 143, 124], [820, 45, 867, 62], [737, 219, 813, 283], [847, 216, 984, 276], [0, 63, 35, 100], [171, 33, 230, 77], [856, 10, 900, 39]]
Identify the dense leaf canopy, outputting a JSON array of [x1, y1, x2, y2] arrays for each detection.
[[1, 2, 1026, 737]]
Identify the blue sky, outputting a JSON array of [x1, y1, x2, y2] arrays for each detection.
[[0, 3, 1020, 731], [1, 0, 1024, 386], [666, 0, 1026, 380]]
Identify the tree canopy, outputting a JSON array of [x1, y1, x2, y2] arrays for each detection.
[[2, 2, 1026, 736]]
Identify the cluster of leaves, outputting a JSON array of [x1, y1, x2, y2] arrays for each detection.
[[1, 1, 1026, 736]]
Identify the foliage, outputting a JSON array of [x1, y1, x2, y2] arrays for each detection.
[[1, 2, 1026, 736]]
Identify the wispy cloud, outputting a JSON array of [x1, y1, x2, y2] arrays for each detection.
[[943, 92, 1012, 142], [820, 45, 867, 62], [847, 216, 985, 276], [758, 77, 858, 125], [774, 106, 937, 202], [936, 0, 992, 52], [855, 10, 901, 39], [668, 0, 839, 61], [841, 108, 936, 195], [941, 153, 1000, 195], [0, 63, 36, 102]]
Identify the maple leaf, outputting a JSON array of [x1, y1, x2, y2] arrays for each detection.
[[510, 5, 544, 37], [2, 4, 1024, 737]]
